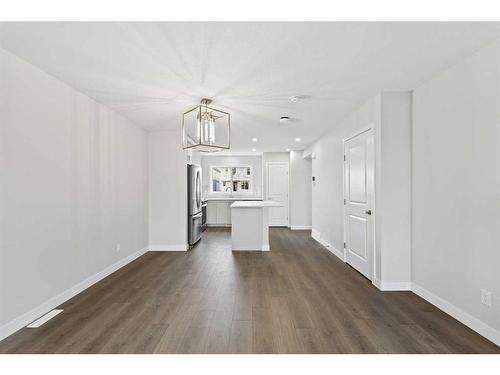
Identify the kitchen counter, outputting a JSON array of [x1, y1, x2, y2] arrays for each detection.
[[204, 197, 263, 201], [230, 200, 283, 251], [230, 200, 281, 208]]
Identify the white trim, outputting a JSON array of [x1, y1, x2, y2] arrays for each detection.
[[372, 278, 382, 290], [27, 309, 63, 328], [311, 229, 345, 262], [149, 244, 189, 251], [383, 281, 412, 291], [0, 246, 148, 341], [372, 278, 412, 291], [412, 283, 500, 347], [342, 126, 373, 143], [311, 228, 321, 242], [327, 245, 344, 261], [232, 246, 269, 251], [290, 225, 312, 230], [311, 231, 409, 291]]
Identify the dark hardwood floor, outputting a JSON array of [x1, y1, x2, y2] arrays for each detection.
[[1, 227, 498, 354]]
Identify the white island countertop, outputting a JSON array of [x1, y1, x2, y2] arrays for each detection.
[[204, 197, 263, 202], [231, 200, 282, 208]]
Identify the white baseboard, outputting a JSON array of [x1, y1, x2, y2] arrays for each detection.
[[312, 232, 410, 292], [232, 248, 268, 251], [412, 283, 500, 347], [149, 244, 188, 251], [0, 246, 148, 342], [311, 229, 345, 262], [290, 225, 312, 230], [327, 245, 344, 261], [372, 278, 411, 291]]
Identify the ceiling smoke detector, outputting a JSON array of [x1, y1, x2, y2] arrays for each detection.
[[279, 116, 291, 124], [289, 95, 310, 103]]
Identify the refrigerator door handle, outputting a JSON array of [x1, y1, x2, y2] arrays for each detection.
[[195, 170, 201, 210]]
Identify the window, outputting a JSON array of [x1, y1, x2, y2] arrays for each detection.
[[210, 166, 253, 194]]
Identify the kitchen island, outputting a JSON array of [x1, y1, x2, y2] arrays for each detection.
[[230, 200, 282, 251]]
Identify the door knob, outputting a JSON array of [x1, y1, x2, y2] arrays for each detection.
[[365, 210, 372, 215]]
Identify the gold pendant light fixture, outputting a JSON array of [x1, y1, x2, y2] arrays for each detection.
[[182, 98, 230, 152]]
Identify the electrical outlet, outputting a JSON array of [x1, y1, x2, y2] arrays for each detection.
[[480, 289, 492, 307], [116, 243, 121, 252]]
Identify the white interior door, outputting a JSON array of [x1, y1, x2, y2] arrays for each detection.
[[343, 129, 374, 280], [266, 162, 289, 226]]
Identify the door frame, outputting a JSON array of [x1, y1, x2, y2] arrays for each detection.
[[342, 126, 376, 281], [265, 161, 290, 227]]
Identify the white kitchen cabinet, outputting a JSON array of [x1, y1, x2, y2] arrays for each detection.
[[206, 201, 218, 224], [206, 201, 231, 226], [217, 201, 231, 225]]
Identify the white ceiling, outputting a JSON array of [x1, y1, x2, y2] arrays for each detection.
[[1, 22, 499, 152]]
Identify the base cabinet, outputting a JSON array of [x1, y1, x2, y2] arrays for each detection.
[[206, 201, 232, 226], [206, 202, 217, 224]]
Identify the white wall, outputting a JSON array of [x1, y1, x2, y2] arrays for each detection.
[[306, 96, 381, 259], [148, 129, 188, 250], [262, 152, 289, 164], [201, 155, 263, 199], [305, 93, 411, 287], [289, 151, 312, 229], [378, 92, 412, 286], [412, 40, 500, 337], [0, 48, 149, 335]]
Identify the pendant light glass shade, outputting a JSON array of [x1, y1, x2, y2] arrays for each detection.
[[182, 99, 230, 152]]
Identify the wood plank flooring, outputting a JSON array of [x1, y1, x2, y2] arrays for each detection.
[[1, 227, 498, 353]]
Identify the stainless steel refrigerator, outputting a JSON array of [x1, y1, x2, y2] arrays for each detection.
[[187, 164, 203, 246]]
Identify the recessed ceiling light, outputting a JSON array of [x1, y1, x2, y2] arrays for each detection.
[[251, 138, 258, 142], [295, 138, 301, 142], [286, 148, 291, 152], [252, 148, 257, 152]]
